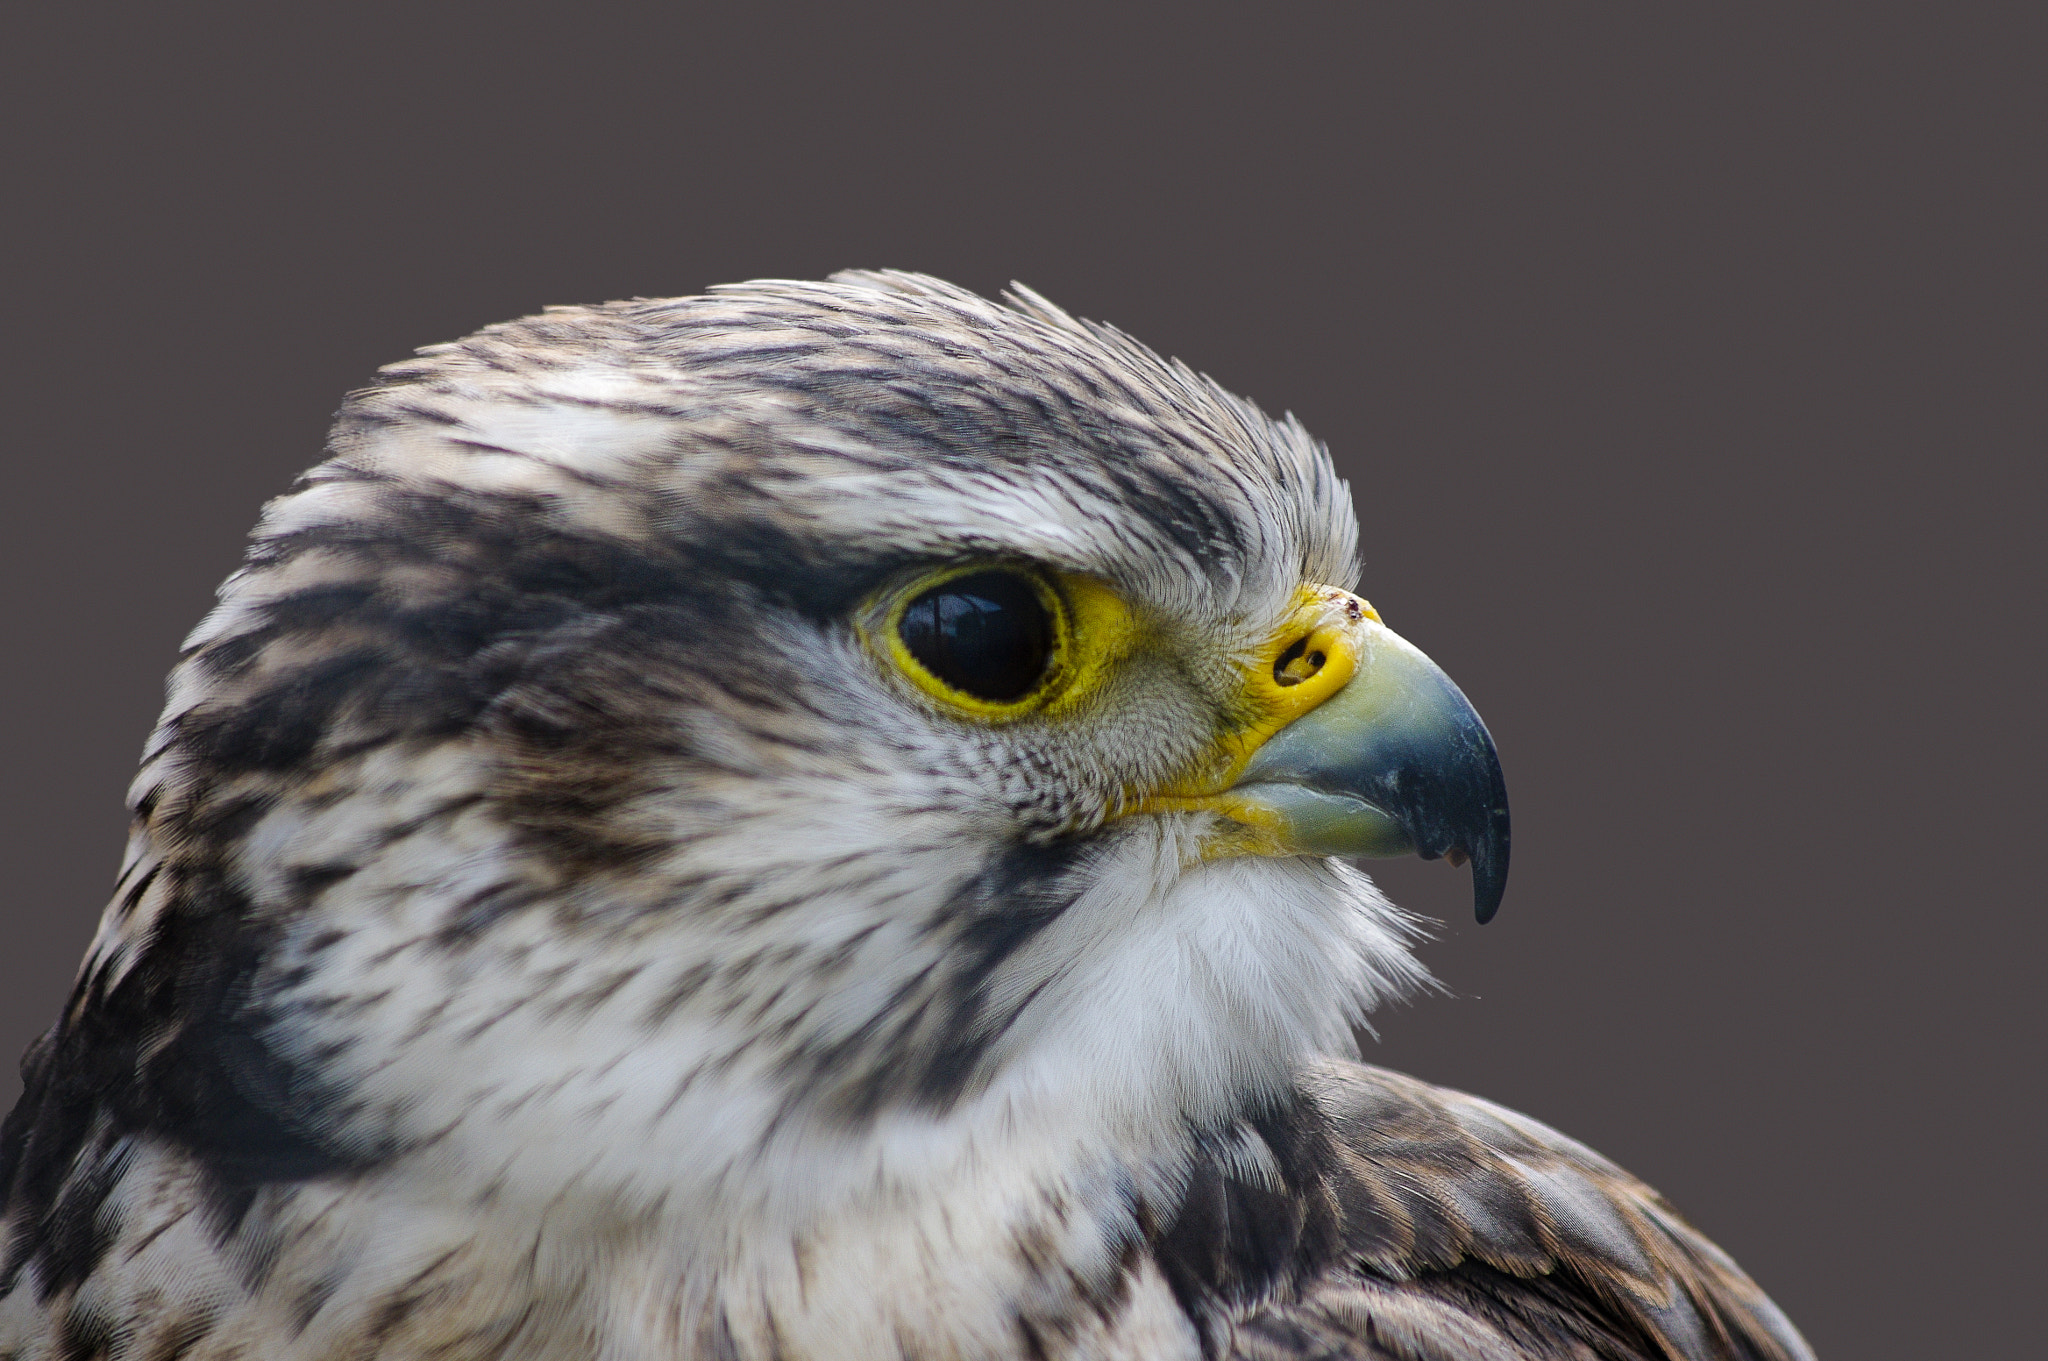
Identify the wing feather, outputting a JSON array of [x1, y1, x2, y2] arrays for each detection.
[[1175, 1061, 1813, 1361]]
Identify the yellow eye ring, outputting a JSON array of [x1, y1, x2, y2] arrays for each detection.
[[870, 563, 1073, 720]]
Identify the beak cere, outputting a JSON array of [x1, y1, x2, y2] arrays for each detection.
[[1190, 590, 1512, 923]]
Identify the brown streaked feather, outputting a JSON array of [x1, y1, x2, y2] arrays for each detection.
[[1207, 1061, 1811, 1361]]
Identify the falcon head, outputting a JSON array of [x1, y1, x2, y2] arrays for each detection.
[[80, 272, 1506, 1250]]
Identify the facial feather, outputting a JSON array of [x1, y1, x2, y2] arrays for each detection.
[[3, 271, 1409, 1360]]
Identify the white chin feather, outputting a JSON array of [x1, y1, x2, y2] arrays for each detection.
[[975, 826, 1432, 1139]]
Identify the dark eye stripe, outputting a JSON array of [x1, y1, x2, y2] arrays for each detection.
[[899, 571, 1054, 703]]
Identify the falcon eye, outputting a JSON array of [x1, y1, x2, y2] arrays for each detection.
[[897, 570, 1056, 704]]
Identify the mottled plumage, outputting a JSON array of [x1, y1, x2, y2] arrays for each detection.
[[0, 273, 1808, 1359]]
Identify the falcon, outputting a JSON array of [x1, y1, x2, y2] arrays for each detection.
[[0, 273, 1811, 1360]]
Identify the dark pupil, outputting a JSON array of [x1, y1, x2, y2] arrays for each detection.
[[899, 571, 1053, 703]]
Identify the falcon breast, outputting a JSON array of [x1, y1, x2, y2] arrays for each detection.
[[0, 273, 1810, 1360]]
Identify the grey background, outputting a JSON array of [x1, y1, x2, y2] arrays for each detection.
[[3, 6, 2040, 1356]]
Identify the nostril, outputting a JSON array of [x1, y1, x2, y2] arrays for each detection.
[[1274, 637, 1324, 686]]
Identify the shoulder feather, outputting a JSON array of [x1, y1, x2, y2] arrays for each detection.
[[1158, 1060, 1813, 1361]]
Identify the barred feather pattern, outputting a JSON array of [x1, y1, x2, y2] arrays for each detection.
[[0, 273, 1808, 1360], [1205, 1064, 1810, 1361]]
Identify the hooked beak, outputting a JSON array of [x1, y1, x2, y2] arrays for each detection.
[[1147, 587, 1511, 923], [1231, 609, 1510, 922]]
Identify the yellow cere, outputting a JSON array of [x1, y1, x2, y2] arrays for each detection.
[[1129, 583, 1381, 840]]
